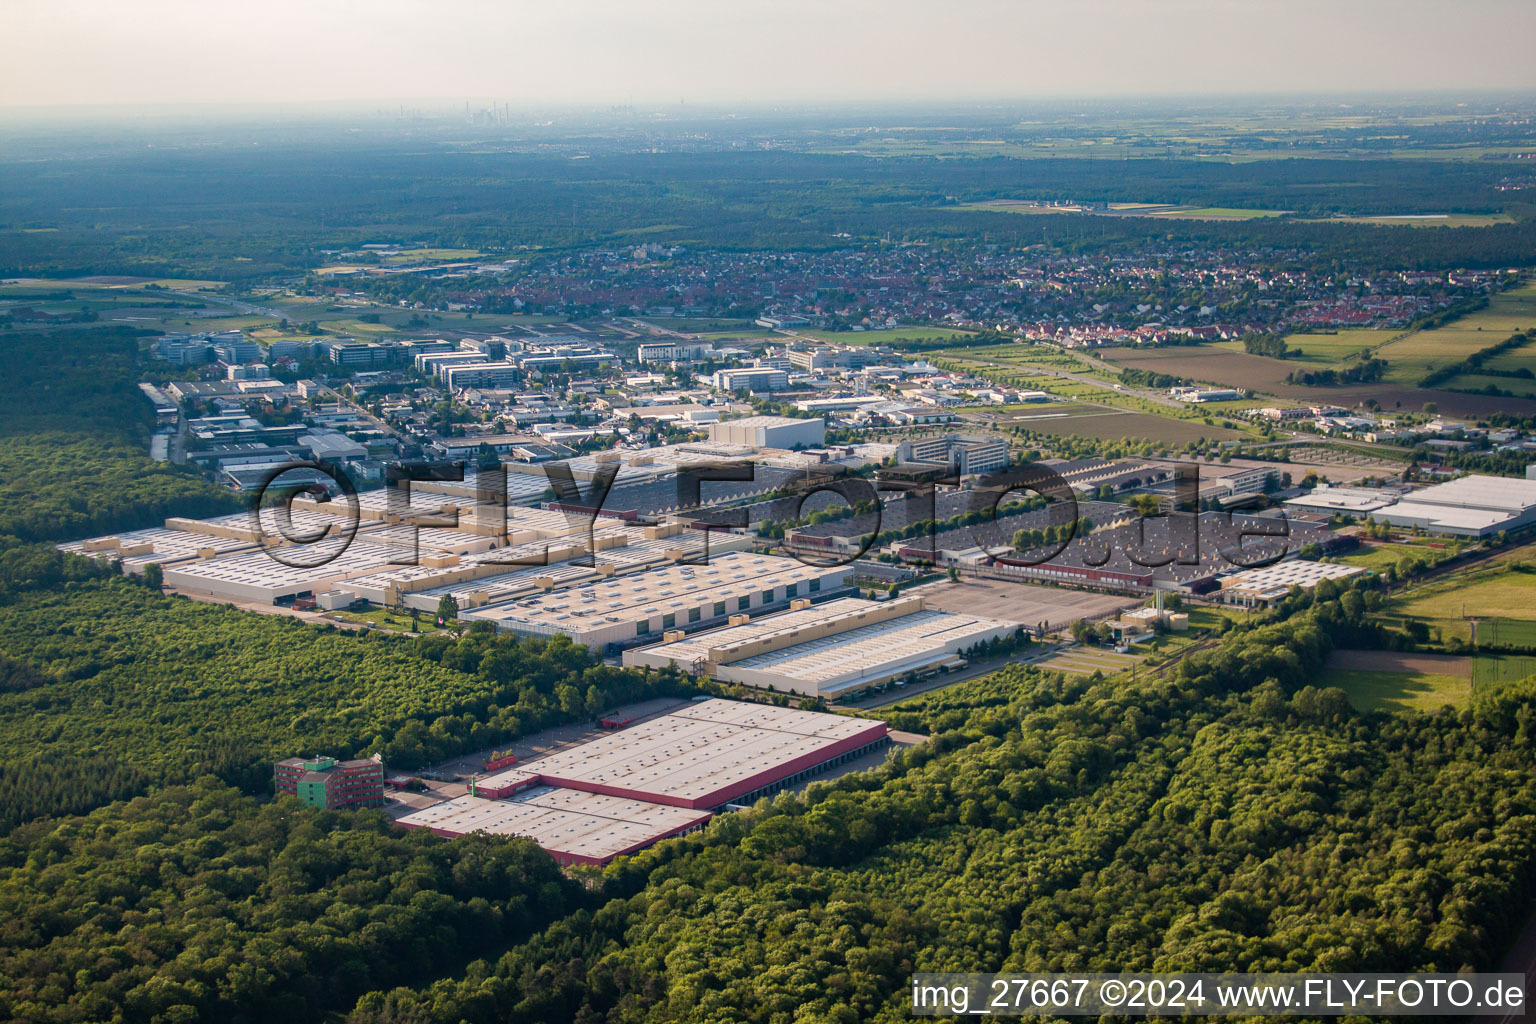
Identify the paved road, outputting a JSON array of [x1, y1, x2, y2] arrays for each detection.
[[197, 292, 286, 320]]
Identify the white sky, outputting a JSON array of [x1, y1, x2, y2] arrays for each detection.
[[3, 0, 1534, 109]]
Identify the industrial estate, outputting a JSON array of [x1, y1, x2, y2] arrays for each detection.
[[7, 44, 1536, 1023]]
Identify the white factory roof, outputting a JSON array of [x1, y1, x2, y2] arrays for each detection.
[[474, 766, 540, 791], [721, 610, 1009, 692], [1398, 474, 1536, 513], [627, 597, 1011, 693], [462, 552, 848, 637], [1284, 486, 1397, 514], [396, 787, 710, 862], [162, 538, 400, 592], [1371, 502, 1515, 532], [714, 415, 806, 428], [403, 469, 554, 504], [58, 527, 256, 567], [1221, 560, 1367, 593], [631, 597, 879, 668], [524, 699, 884, 806]]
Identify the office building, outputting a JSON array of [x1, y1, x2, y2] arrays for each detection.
[[898, 435, 1010, 477], [712, 367, 790, 393], [637, 342, 713, 363], [275, 754, 386, 810], [443, 361, 522, 391], [329, 342, 400, 368], [212, 335, 262, 364]]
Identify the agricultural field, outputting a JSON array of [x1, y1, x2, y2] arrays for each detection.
[[1474, 342, 1536, 373], [831, 326, 981, 345], [928, 341, 1097, 371], [1098, 344, 1300, 390], [1264, 329, 1405, 365], [632, 316, 761, 332], [1472, 654, 1536, 692], [1144, 206, 1288, 220], [1005, 406, 1248, 443], [958, 200, 1288, 220], [1028, 645, 1144, 676], [1330, 544, 1414, 571], [379, 247, 482, 265], [1322, 665, 1473, 713], [1098, 336, 1536, 417], [1440, 372, 1536, 398], [1376, 563, 1536, 645], [1374, 281, 1536, 383], [1304, 213, 1515, 228]]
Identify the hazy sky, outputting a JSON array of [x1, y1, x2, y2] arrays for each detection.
[[4, 0, 1535, 109]]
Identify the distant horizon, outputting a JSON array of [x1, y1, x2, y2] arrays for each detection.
[[3, 89, 1536, 127], [5, 0, 1535, 110]]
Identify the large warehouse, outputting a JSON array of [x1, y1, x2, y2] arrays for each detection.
[[1369, 475, 1536, 538], [520, 698, 889, 809], [395, 786, 711, 867], [461, 552, 854, 650], [623, 596, 1014, 698], [395, 699, 890, 864]]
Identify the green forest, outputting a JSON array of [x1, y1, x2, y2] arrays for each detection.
[[3, 145, 1535, 280], [0, 781, 580, 1023], [0, 326, 238, 545], [343, 589, 1536, 1023]]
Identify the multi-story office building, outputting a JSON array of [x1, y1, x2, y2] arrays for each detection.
[[274, 754, 386, 810], [712, 367, 789, 393], [899, 434, 1010, 477]]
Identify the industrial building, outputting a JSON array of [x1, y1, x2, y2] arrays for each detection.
[[1215, 561, 1367, 608], [897, 434, 1010, 477], [395, 699, 889, 864], [707, 415, 825, 449], [396, 787, 712, 867], [461, 552, 854, 650], [624, 596, 1014, 698], [1284, 486, 1400, 518], [1367, 475, 1536, 538], [275, 754, 386, 810], [494, 699, 889, 810]]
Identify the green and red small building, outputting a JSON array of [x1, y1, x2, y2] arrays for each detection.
[[275, 754, 386, 810]]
